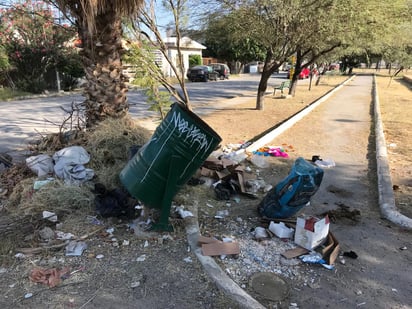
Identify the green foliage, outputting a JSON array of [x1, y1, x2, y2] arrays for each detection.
[[0, 0, 81, 93], [0, 46, 9, 71], [0, 87, 31, 100], [124, 41, 172, 119], [0, 46, 10, 86], [203, 12, 266, 64], [189, 54, 201, 67]]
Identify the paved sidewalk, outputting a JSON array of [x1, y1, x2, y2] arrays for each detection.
[[192, 74, 412, 308]]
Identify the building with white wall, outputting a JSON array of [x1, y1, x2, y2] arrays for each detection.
[[159, 37, 206, 77]]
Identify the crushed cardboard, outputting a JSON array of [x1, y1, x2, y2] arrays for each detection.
[[281, 231, 340, 265], [198, 235, 240, 256]]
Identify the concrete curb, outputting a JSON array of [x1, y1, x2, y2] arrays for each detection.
[[182, 76, 358, 309], [246, 75, 356, 153], [185, 204, 266, 309], [372, 75, 412, 229], [182, 76, 359, 309]]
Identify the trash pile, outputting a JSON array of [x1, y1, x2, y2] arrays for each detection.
[[0, 110, 355, 305], [174, 144, 355, 297]]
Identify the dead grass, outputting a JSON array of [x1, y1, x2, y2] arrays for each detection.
[[203, 75, 349, 147], [376, 72, 412, 218], [0, 116, 153, 260]]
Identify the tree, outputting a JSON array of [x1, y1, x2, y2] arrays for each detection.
[[203, 13, 266, 72], [136, 0, 192, 109], [210, 0, 412, 110], [0, 0, 79, 93], [49, 0, 143, 127], [0, 46, 10, 85]]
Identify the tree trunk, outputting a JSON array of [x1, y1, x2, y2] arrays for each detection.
[[256, 50, 282, 110], [256, 69, 272, 110], [78, 12, 129, 128]]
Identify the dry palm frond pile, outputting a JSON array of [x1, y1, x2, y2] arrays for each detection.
[[0, 116, 153, 257]]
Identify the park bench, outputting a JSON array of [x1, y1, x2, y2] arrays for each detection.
[[273, 80, 291, 96]]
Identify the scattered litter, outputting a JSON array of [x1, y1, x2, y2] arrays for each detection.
[[123, 240, 130, 246], [186, 177, 205, 186], [294, 215, 330, 250], [343, 250, 358, 259], [106, 227, 115, 234], [86, 216, 103, 225], [253, 227, 269, 240], [93, 183, 136, 218], [215, 209, 229, 219], [258, 157, 324, 219], [42, 210, 58, 222], [39, 226, 55, 241], [253, 146, 289, 158], [250, 154, 270, 168], [176, 206, 194, 218], [314, 158, 335, 168], [144, 240, 149, 248], [56, 231, 75, 240], [200, 236, 240, 257], [356, 302, 366, 307], [34, 178, 54, 190], [53, 146, 94, 184], [15, 253, 25, 259], [26, 154, 54, 177], [399, 246, 407, 250], [281, 247, 309, 259], [131, 281, 141, 288], [202, 242, 240, 257], [299, 252, 334, 270], [391, 288, 398, 293], [198, 235, 220, 245], [24, 293, 33, 299], [214, 180, 237, 200], [300, 251, 324, 263], [65, 241, 87, 256], [96, 254, 104, 259], [183, 257, 192, 263], [29, 267, 70, 287], [269, 221, 294, 239], [136, 255, 146, 262]]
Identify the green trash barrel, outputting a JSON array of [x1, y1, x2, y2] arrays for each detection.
[[120, 103, 222, 210]]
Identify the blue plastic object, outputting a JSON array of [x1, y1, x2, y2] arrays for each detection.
[[258, 157, 324, 219]]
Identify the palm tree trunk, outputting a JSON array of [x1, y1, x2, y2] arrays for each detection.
[[78, 12, 129, 127]]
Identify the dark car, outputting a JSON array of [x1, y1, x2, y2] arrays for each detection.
[[187, 65, 219, 82], [209, 63, 230, 79]]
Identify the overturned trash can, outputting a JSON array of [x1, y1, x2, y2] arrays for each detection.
[[258, 157, 324, 219], [120, 103, 222, 231]]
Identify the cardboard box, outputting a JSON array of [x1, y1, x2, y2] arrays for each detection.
[[320, 232, 340, 265], [294, 215, 330, 250]]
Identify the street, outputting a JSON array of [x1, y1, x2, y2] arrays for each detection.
[[0, 73, 287, 156]]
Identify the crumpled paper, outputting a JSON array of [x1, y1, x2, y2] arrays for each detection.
[[29, 267, 70, 287]]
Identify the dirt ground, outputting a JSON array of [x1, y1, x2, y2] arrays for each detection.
[[0, 71, 410, 309]]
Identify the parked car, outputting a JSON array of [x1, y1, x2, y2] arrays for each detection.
[[186, 65, 219, 82], [209, 63, 230, 79], [286, 67, 311, 79]]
